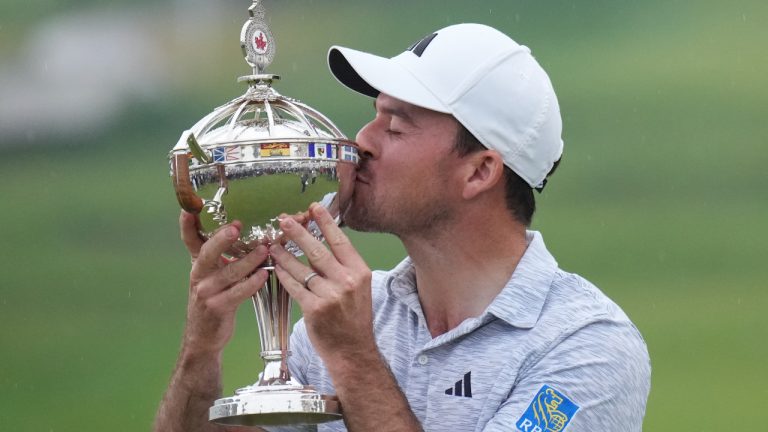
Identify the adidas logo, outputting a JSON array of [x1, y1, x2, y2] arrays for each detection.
[[445, 371, 472, 398]]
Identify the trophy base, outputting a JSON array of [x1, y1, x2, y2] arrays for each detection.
[[210, 383, 342, 426]]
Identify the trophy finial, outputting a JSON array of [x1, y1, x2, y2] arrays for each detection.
[[241, 0, 276, 74]]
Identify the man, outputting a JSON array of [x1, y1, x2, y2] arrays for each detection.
[[155, 23, 650, 431]]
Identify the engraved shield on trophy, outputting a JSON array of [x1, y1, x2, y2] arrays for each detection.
[[168, 0, 356, 426]]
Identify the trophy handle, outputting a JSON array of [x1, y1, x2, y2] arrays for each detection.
[[171, 152, 204, 214]]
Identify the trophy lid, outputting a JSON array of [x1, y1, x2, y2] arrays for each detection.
[[172, 0, 351, 156]]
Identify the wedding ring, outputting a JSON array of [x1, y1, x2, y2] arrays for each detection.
[[303, 271, 320, 289]]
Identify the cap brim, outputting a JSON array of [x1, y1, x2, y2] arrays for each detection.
[[328, 46, 450, 113]]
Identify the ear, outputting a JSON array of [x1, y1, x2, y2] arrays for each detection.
[[461, 151, 505, 200]]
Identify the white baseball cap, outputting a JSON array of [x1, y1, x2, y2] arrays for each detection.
[[327, 23, 563, 189]]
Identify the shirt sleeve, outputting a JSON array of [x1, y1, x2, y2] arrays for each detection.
[[482, 318, 651, 432]]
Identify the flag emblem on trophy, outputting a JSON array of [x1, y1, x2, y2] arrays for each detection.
[[212, 146, 242, 162], [260, 143, 291, 157], [340, 145, 359, 163], [308, 142, 335, 159]]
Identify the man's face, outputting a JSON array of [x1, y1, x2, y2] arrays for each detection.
[[342, 93, 464, 237]]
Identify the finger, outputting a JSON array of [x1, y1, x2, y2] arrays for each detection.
[[278, 212, 309, 226], [269, 244, 331, 297], [194, 223, 242, 276], [278, 215, 340, 276], [310, 203, 366, 268], [197, 245, 269, 298], [180, 211, 204, 259], [204, 268, 269, 312], [277, 212, 309, 246], [292, 211, 310, 226], [274, 264, 313, 307]]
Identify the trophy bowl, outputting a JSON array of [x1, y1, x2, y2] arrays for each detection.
[[169, 75, 358, 258], [167, 1, 356, 425]]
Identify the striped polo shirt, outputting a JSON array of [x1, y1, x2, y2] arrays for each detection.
[[277, 231, 650, 431]]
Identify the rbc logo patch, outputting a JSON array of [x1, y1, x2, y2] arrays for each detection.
[[516, 385, 579, 432]]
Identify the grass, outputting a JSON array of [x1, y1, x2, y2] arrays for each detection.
[[1, 0, 766, 430]]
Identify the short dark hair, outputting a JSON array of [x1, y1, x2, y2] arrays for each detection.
[[454, 125, 560, 226]]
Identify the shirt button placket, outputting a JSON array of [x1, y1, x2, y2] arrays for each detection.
[[406, 351, 431, 420]]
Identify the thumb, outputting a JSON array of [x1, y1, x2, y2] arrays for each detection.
[[179, 210, 205, 259]]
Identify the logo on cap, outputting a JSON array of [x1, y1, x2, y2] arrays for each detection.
[[407, 32, 438, 57]]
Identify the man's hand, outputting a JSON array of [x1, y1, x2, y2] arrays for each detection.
[[180, 211, 269, 354], [269, 204, 422, 431], [154, 212, 270, 432], [269, 203, 375, 362]]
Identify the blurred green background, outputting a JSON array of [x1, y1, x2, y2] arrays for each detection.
[[1, 0, 766, 430]]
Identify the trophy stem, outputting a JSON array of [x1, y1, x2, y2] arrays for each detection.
[[252, 257, 292, 385], [210, 260, 341, 426]]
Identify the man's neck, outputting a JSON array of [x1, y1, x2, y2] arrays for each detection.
[[400, 212, 529, 338]]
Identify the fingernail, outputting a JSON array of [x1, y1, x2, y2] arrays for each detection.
[[282, 217, 295, 227], [227, 226, 239, 240]]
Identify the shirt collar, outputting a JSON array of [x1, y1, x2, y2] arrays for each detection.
[[385, 231, 557, 329], [487, 230, 558, 328], [387, 256, 415, 291]]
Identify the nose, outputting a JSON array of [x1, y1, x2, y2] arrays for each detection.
[[354, 120, 379, 161]]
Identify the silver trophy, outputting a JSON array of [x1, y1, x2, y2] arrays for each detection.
[[169, 0, 356, 426]]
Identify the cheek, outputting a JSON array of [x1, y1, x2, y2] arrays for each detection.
[[430, 158, 466, 197]]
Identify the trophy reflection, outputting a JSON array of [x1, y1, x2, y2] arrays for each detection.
[[168, 0, 355, 426]]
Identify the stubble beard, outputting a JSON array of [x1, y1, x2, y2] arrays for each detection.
[[342, 181, 453, 239]]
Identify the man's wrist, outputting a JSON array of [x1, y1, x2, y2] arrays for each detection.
[[178, 343, 222, 367], [324, 345, 389, 389], [174, 345, 223, 387]]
